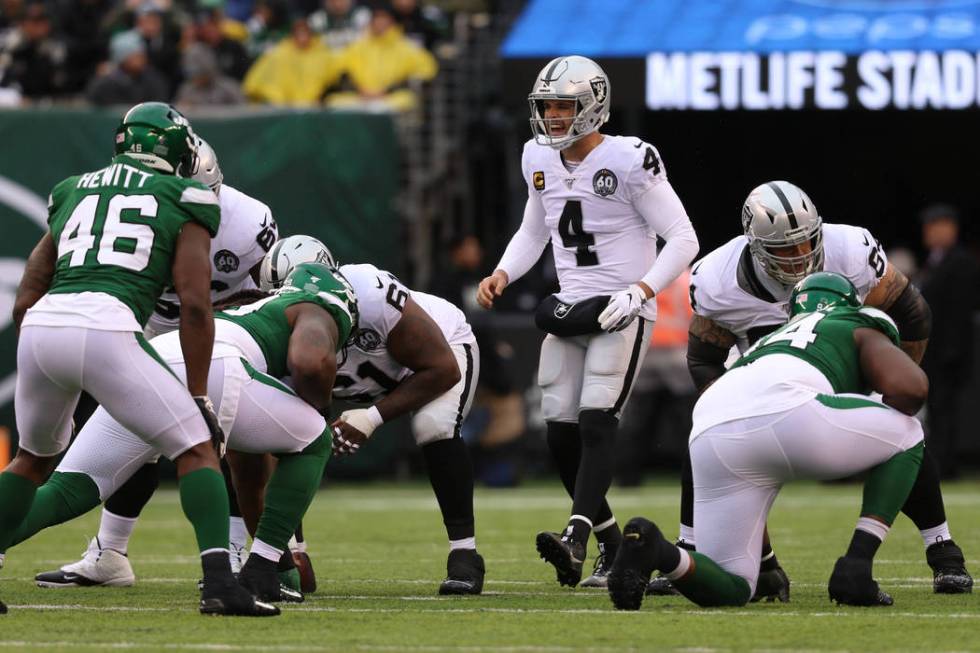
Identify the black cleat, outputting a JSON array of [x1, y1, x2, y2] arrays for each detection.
[[751, 566, 791, 603], [200, 581, 280, 617], [0, 599, 6, 614], [536, 531, 586, 587], [608, 517, 664, 611], [239, 557, 304, 603], [579, 543, 614, 588], [828, 556, 893, 607], [926, 540, 973, 594], [291, 551, 317, 594], [646, 575, 680, 596], [439, 549, 485, 595]]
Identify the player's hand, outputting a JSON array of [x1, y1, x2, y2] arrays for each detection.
[[193, 395, 226, 458], [331, 420, 368, 456], [598, 284, 648, 332], [477, 270, 509, 309]]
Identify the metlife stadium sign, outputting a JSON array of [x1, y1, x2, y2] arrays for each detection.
[[501, 0, 980, 110]]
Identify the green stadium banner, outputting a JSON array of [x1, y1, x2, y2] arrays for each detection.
[[0, 107, 403, 475]]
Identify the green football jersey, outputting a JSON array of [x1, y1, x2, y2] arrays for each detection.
[[216, 284, 356, 379], [732, 306, 900, 394], [46, 154, 220, 326]]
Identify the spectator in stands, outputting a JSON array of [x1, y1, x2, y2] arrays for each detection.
[[0, 1, 69, 101], [194, 7, 250, 80], [134, 0, 182, 96], [243, 16, 341, 106], [326, 1, 437, 112], [390, 0, 446, 50], [245, 0, 291, 57], [918, 204, 980, 479], [85, 29, 168, 106], [175, 42, 244, 107], [309, 0, 370, 50], [54, 0, 113, 95]]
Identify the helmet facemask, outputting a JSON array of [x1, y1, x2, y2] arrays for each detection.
[[750, 218, 824, 285], [528, 93, 602, 150]]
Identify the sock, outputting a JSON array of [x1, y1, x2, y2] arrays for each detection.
[[178, 467, 230, 553], [565, 514, 592, 543], [847, 520, 887, 560], [570, 410, 618, 527], [229, 516, 248, 552], [0, 471, 39, 553], [254, 434, 330, 552], [679, 447, 694, 530], [104, 461, 158, 519], [678, 524, 696, 548], [277, 548, 296, 572], [663, 546, 690, 580], [250, 537, 283, 563], [546, 421, 617, 528], [449, 536, 476, 551], [863, 442, 924, 525], [759, 537, 781, 573], [97, 510, 138, 554], [900, 445, 947, 530], [422, 438, 476, 541], [594, 516, 622, 558], [10, 472, 101, 547], [920, 522, 953, 548], [672, 551, 753, 607], [201, 549, 234, 587]]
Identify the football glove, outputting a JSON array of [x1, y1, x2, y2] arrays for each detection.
[[598, 284, 647, 332], [193, 396, 225, 457]]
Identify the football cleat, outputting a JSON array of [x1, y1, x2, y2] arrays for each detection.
[[35, 537, 135, 588], [607, 517, 665, 611], [579, 543, 614, 588], [536, 531, 586, 588], [291, 550, 317, 594], [439, 549, 485, 595], [646, 575, 680, 596], [751, 566, 791, 603], [278, 568, 302, 593], [239, 557, 304, 603], [926, 540, 973, 594], [828, 556, 893, 606], [200, 580, 280, 617]]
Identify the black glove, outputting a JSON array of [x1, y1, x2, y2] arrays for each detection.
[[193, 396, 225, 458]]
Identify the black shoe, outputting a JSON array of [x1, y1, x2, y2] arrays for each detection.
[[239, 556, 304, 604], [0, 599, 6, 614], [580, 543, 614, 588], [926, 540, 973, 594], [608, 517, 664, 611], [200, 580, 280, 617], [751, 566, 791, 603], [536, 531, 586, 587], [828, 556, 893, 606], [646, 575, 680, 596], [439, 549, 485, 595]]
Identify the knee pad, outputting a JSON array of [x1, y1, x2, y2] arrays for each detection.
[[538, 336, 582, 422], [412, 411, 454, 446], [577, 409, 618, 449]]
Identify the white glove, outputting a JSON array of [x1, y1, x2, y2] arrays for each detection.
[[598, 284, 648, 332], [338, 406, 384, 439]]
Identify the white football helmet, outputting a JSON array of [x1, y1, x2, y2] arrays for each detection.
[[191, 136, 223, 194], [528, 55, 610, 150], [260, 234, 337, 291], [742, 181, 824, 285]]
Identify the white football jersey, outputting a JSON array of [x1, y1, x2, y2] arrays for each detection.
[[521, 135, 670, 321], [147, 184, 278, 334], [333, 263, 474, 404], [691, 223, 887, 352]]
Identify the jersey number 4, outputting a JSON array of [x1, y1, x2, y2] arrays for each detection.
[[58, 194, 157, 272], [558, 200, 598, 267]]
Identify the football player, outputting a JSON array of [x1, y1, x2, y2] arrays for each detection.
[[260, 235, 485, 595], [34, 136, 281, 590], [0, 102, 274, 616], [647, 180, 971, 598], [5, 263, 354, 605], [609, 273, 927, 610], [476, 56, 698, 587]]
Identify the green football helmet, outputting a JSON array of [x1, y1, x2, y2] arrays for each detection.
[[114, 102, 198, 176], [282, 262, 359, 333], [789, 272, 860, 317]]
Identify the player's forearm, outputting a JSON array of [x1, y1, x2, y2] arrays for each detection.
[[178, 301, 214, 397], [291, 363, 335, 413], [634, 183, 699, 293], [640, 228, 699, 295], [14, 233, 57, 329], [900, 339, 928, 365], [686, 320, 734, 392], [374, 363, 460, 422], [496, 197, 549, 284]]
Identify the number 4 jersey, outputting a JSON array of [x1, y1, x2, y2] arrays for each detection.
[[24, 154, 219, 332]]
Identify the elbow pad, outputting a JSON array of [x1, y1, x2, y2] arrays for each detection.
[[887, 282, 932, 341], [687, 334, 729, 392]]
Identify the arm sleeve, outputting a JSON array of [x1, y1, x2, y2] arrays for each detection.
[[634, 182, 699, 294], [495, 193, 550, 284]]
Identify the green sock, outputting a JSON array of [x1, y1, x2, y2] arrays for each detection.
[[255, 434, 330, 552], [674, 551, 753, 607], [179, 467, 230, 553], [862, 442, 924, 523], [0, 471, 39, 554], [10, 472, 101, 548]]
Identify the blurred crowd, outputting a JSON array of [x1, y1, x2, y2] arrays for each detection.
[[0, 0, 448, 110]]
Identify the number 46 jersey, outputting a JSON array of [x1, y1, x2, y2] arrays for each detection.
[[520, 135, 673, 321]]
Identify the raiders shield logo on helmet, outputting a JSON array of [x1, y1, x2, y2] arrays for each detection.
[[589, 77, 607, 103], [593, 169, 618, 197]]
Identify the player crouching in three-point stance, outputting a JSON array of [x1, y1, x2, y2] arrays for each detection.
[[477, 55, 698, 587], [609, 272, 927, 609]]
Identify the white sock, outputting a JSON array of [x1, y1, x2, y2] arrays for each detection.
[[229, 516, 248, 551], [920, 522, 952, 548], [288, 535, 307, 553], [856, 516, 890, 542], [98, 509, 139, 554], [665, 547, 693, 581], [678, 524, 696, 548], [251, 538, 283, 563], [449, 537, 476, 551]]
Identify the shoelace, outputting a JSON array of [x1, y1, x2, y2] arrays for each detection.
[[591, 553, 607, 575]]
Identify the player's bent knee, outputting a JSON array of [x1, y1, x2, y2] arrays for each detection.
[[173, 441, 221, 476]]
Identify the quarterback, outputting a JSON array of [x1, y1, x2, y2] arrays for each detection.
[[477, 56, 698, 587]]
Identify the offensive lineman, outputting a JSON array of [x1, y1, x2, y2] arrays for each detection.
[[477, 56, 699, 587], [260, 235, 485, 594], [647, 180, 972, 598], [609, 273, 927, 610], [0, 102, 273, 616], [35, 136, 281, 589]]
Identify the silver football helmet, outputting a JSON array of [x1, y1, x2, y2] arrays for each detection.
[[192, 136, 223, 195], [259, 234, 337, 291], [742, 181, 824, 285], [528, 55, 610, 150]]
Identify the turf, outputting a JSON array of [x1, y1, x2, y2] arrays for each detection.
[[0, 479, 978, 652]]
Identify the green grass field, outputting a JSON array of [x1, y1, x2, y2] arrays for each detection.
[[0, 479, 978, 652]]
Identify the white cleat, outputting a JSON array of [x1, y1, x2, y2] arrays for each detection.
[[35, 537, 135, 588]]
